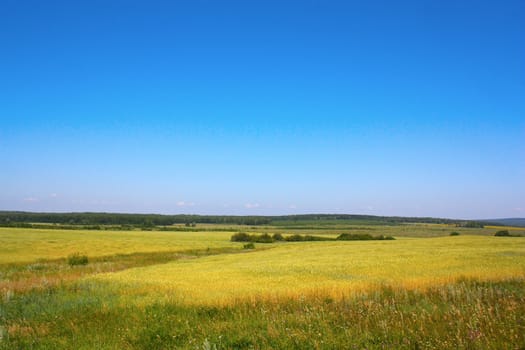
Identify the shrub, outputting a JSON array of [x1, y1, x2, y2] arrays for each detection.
[[303, 235, 330, 241], [231, 232, 252, 242], [231, 233, 278, 243], [337, 233, 373, 241], [336, 233, 395, 241], [450, 232, 460, 236], [67, 253, 88, 266], [253, 233, 274, 243], [243, 243, 255, 249], [495, 230, 511, 237], [285, 234, 306, 242], [272, 233, 284, 241]]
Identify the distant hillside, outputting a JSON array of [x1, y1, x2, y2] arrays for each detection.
[[481, 218, 525, 228], [0, 211, 484, 228]]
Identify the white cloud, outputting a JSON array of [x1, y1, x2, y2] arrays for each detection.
[[289, 204, 297, 209], [50, 193, 58, 198], [177, 201, 195, 207], [244, 203, 260, 209], [23, 197, 39, 202]]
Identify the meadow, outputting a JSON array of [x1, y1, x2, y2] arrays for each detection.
[[0, 228, 237, 264], [1, 223, 524, 349]]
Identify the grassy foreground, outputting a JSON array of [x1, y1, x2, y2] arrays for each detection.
[[2, 278, 524, 349], [1, 226, 525, 349]]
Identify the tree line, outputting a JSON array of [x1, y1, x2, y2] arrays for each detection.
[[0, 211, 484, 228]]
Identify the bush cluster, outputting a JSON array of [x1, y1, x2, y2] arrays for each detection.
[[336, 233, 395, 241], [495, 230, 513, 237], [231, 232, 395, 243], [231, 233, 276, 243], [285, 234, 328, 242], [494, 230, 524, 237], [231, 232, 328, 243]]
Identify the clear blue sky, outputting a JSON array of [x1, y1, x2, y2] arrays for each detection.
[[1, 0, 524, 219]]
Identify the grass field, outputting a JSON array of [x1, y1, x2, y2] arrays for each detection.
[[93, 236, 525, 305], [0, 227, 238, 264], [1, 224, 525, 349]]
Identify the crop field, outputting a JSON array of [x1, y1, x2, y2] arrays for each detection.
[[0, 228, 237, 264], [93, 236, 525, 305], [1, 224, 525, 349]]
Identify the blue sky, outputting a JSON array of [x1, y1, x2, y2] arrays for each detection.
[[1, 0, 524, 219]]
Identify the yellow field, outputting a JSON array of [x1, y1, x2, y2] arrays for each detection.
[[92, 235, 525, 305], [485, 225, 525, 231], [3, 227, 524, 306], [0, 227, 238, 264], [3, 224, 522, 265]]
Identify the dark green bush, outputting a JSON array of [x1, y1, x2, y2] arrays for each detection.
[[231, 232, 252, 242], [253, 233, 274, 243], [283, 234, 329, 242], [67, 253, 88, 266], [243, 243, 255, 249], [272, 233, 284, 241], [337, 233, 373, 241], [231, 233, 278, 243], [495, 230, 511, 237], [450, 232, 460, 236], [303, 235, 330, 241], [336, 233, 395, 241]]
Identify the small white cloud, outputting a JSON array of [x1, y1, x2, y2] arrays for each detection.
[[23, 197, 39, 202], [359, 205, 375, 212], [244, 203, 260, 209], [514, 207, 524, 212], [289, 204, 297, 209], [50, 193, 58, 198], [177, 201, 195, 207]]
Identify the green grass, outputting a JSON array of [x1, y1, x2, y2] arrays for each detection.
[[1, 225, 525, 349], [2, 278, 524, 349]]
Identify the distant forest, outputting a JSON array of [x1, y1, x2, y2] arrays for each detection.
[[0, 211, 488, 229]]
